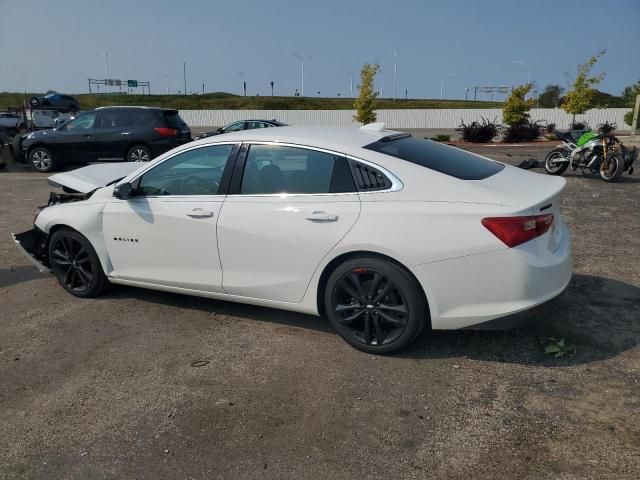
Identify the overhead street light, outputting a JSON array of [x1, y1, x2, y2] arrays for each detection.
[[512, 60, 533, 84], [292, 52, 310, 97], [440, 72, 456, 99], [340, 69, 353, 98]]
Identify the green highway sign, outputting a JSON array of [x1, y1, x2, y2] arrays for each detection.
[[127, 80, 138, 88]]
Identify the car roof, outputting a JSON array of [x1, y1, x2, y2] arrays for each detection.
[[198, 126, 397, 152], [94, 106, 173, 111]]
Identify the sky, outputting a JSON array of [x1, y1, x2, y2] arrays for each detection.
[[0, 0, 638, 99]]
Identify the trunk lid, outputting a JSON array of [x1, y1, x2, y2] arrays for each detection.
[[48, 162, 142, 193], [470, 164, 566, 252]]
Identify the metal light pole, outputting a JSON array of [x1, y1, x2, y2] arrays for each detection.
[[393, 50, 398, 101], [379, 66, 384, 98], [340, 69, 353, 97], [292, 52, 308, 97], [101, 51, 110, 94], [155, 71, 169, 94], [512, 60, 532, 84], [440, 72, 456, 99], [183, 62, 187, 95]]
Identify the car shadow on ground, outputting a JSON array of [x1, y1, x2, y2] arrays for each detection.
[[103, 273, 639, 366], [402, 273, 640, 366], [0, 266, 49, 289]]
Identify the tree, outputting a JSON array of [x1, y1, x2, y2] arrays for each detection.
[[353, 63, 379, 124], [562, 50, 606, 125], [622, 79, 640, 128], [502, 84, 535, 126], [538, 84, 563, 108]]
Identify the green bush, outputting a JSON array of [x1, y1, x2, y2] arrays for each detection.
[[430, 134, 451, 142], [624, 110, 638, 128]]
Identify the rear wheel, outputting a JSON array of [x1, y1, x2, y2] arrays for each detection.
[[126, 144, 152, 162], [48, 228, 109, 298], [600, 153, 624, 183], [29, 147, 55, 172], [324, 257, 427, 354], [544, 148, 569, 175]]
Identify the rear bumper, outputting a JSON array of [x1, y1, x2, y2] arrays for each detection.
[[11, 228, 50, 272], [413, 222, 572, 330]]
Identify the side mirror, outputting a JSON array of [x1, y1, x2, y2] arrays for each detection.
[[216, 128, 224, 133], [113, 182, 134, 200]]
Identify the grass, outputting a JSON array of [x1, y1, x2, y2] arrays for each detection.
[[0, 91, 504, 111]]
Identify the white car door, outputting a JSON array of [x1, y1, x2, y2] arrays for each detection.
[[217, 143, 361, 303], [102, 143, 237, 292]]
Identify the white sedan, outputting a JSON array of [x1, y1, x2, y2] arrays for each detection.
[[13, 124, 572, 354]]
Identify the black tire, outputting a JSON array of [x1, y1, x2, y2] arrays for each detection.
[[29, 146, 55, 172], [48, 228, 109, 298], [544, 148, 570, 175], [12, 135, 24, 162], [126, 144, 152, 162], [600, 153, 624, 183], [324, 257, 427, 354]]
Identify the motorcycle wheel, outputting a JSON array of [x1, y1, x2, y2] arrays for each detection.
[[600, 154, 624, 183], [544, 148, 569, 175]]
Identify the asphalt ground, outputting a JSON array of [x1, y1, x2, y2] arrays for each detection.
[[1, 143, 639, 479]]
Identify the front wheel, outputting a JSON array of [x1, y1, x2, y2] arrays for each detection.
[[29, 147, 55, 172], [544, 148, 570, 175], [600, 154, 624, 183], [126, 144, 152, 162], [324, 257, 427, 354], [48, 228, 110, 298]]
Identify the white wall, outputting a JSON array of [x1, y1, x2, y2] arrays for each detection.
[[180, 108, 632, 129]]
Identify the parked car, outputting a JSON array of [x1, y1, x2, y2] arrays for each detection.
[[29, 93, 80, 112], [0, 112, 24, 132], [0, 127, 11, 169], [12, 124, 572, 354], [193, 119, 287, 140], [29, 109, 76, 130], [18, 106, 192, 172]]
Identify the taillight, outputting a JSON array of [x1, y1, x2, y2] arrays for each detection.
[[481, 213, 554, 248], [154, 127, 178, 137]]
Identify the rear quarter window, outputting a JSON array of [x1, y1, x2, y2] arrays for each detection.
[[364, 136, 504, 180], [164, 111, 187, 129]]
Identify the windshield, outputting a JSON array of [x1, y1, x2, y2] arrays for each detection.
[[364, 136, 504, 180]]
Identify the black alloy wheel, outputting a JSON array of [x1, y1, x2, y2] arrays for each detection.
[[48, 229, 109, 297], [325, 257, 426, 354]]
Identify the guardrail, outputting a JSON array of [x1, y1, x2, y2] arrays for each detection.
[[179, 108, 632, 129]]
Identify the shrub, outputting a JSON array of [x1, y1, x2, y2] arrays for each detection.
[[353, 63, 379, 124], [597, 122, 616, 134], [570, 121, 590, 130], [624, 110, 639, 128], [456, 117, 499, 143], [430, 134, 450, 142], [503, 120, 541, 143]]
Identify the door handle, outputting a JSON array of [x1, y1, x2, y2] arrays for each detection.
[[306, 211, 339, 222], [187, 209, 214, 218], [84, 134, 92, 138], [121, 132, 131, 135]]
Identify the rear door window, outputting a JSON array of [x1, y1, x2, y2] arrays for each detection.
[[364, 136, 504, 180], [98, 111, 133, 129], [240, 144, 356, 194]]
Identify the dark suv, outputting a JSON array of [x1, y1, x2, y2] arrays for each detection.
[[18, 107, 191, 172]]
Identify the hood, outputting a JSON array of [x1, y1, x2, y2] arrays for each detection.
[[48, 162, 142, 193]]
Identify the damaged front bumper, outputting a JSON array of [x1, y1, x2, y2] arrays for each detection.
[[12, 228, 50, 273]]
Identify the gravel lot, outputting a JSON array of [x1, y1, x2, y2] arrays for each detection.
[[1, 144, 639, 479]]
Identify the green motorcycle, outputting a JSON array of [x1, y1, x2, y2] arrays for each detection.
[[545, 128, 636, 182]]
